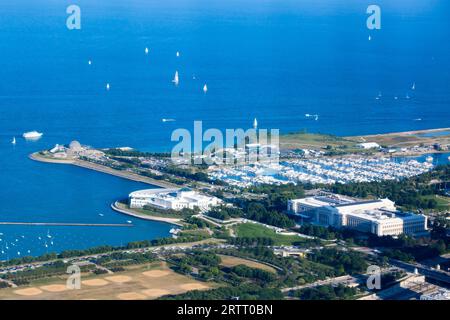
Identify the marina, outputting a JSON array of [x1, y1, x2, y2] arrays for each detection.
[[209, 155, 441, 187]]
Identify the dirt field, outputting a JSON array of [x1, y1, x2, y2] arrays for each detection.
[[0, 262, 214, 300], [218, 255, 277, 273]]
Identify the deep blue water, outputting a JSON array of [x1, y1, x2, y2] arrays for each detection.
[[0, 0, 449, 259]]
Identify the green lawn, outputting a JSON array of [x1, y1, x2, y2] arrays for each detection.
[[233, 223, 310, 246], [420, 195, 450, 212], [280, 132, 359, 150], [116, 201, 186, 219]]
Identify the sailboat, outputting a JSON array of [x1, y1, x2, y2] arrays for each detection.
[[172, 71, 179, 85], [203, 84, 208, 93], [11, 137, 16, 145], [176, 51, 180, 57], [106, 83, 110, 90], [145, 47, 149, 54], [411, 82, 416, 90], [368, 35, 372, 41], [253, 118, 258, 129]]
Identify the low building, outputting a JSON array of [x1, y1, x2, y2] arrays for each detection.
[[273, 247, 309, 258], [357, 142, 381, 149], [288, 193, 427, 237], [129, 188, 222, 212]]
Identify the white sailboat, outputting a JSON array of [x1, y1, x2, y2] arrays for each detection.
[[172, 71, 179, 85], [88, 60, 92, 65], [203, 84, 208, 93], [253, 118, 258, 129], [145, 47, 149, 55], [368, 35, 372, 41], [11, 137, 16, 145], [106, 83, 110, 90], [176, 51, 180, 57], [411, 82, 416, 90]]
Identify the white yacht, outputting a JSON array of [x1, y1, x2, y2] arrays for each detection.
[[203, 84, 208, 93], [145, 47, 149, 54], [11, 137, 16, 145], [172, 71, 179, 85], [106, 83, 110, 90], [176, 51, 180, 57], [412, 82, 416, 90], [22, 131, 43, 140]]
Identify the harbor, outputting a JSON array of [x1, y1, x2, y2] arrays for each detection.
[[208, 154, 443, 187]]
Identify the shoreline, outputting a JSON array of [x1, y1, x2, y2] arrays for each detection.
[[111, 201, 184, 227], [29, 152, 178, 189]]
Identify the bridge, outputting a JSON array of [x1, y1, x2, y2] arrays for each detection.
[[390, 259, 450, 286]]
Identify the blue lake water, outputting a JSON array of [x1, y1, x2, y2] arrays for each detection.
[[0, 0, 449, 259]]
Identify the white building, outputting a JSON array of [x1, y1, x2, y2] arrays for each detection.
[[357, 142, 381, 149], [129, 188, 222, 212], [288, 193, 427, 236]]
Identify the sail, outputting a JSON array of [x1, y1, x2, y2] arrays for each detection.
[[173, 71, 179, 85]]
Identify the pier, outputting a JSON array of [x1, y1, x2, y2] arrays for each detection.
[[0, 222, 133, 227]]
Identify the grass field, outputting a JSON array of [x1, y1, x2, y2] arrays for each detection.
[[280, 132, 359, 150], [420, 195, 450, 212], [233, 223, 306, 246], [280, 128, 450, 152], [0, 262, 214, 300], [218, 255, 277, 273]]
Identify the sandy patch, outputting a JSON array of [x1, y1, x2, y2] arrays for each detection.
[[14, 288, 43, 296], [40, 284, 67, 293], [82, 279, 109, 287], [142, 270, 171, 278], [117, 292, 147, 300], [179, 283, 209, 291], [105, 275, 132, 283], [141, 289, 171, 298]]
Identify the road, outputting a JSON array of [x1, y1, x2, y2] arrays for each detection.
[[389, 259, 450, 285], [281, 275, 359, 293]]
